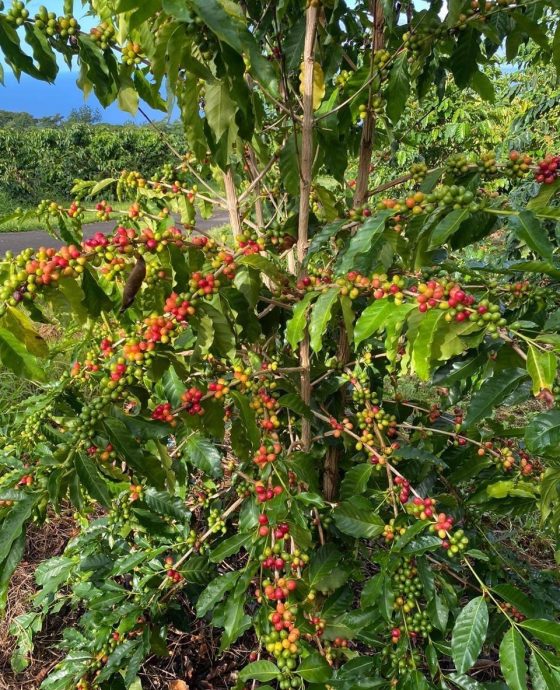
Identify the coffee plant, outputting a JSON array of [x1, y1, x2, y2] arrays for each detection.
[[0, 1, 560, 689]]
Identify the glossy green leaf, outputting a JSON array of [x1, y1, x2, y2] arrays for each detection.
[[183, 434, 223, 478], [197, 571, 239, 617], [525, 410, 560, 458], [239, 660, 280, 682], [286, 291, 318, 350], [526, 345, 557, 395], [0, 327, 45, 381], [511, 211, 554, 261], [74, 453, 110, 508], [338, 211, 392, 274], [429, 208, 471, 248], [451, 596, 489, 674], [519, 620, 560, 651], [309, 287, 339, 353], [464, 368, 529, 427], [333, 497, 385, 538], [297, 651, 332, 682], [499, 628, 528, 690]]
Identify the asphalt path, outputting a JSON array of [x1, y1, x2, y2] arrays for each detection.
[[0, 211, 230, 255]]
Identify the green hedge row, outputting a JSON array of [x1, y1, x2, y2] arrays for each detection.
[[0, 124, 180, 207]]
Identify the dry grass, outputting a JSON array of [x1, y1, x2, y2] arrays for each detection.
[[0, 509, 78, 690]]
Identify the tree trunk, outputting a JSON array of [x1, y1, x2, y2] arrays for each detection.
[[298, 4, 319, 452], [353, 0, 385, 207]]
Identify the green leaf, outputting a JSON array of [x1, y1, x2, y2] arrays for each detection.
[[530, 650, 559, 690], [188, 0, 276, 94], [448, 674, 485, 690], [309, 287, 339, 353], [385, 53, 410, 125], [183, 434, 223, 478], [464, 368, 529, 427], [355, 300, 414, 346], [451, 596, 489, 674], [82, 266, 114, 316], [340, 464, 372, 500], [143, 488, 190, 521], [450, 29, 479, 88], [197, 571, 239, 617], [297, 652, 333, 683], [277, 393, 311, 419], [525, 410, 560, 458], [338, 211, 392, 274], [519, 620, 560, 651], [429, 208, 471, 249], [24, 24, 57, 82], [0, 327, 45, 381], [286, 292, 318, 350], [411, 310, 446, 381], [209, 533, 247, 562], [499, 628, 528, 690], [553, 23, 560, 78], [0, 495, 37, 563], [230, 390, 260, 449], [3, 307, 48, 357], [511, 211, 554, 261], [526, 345, 557, 395], [239, 660, 280, 682], [492, 585, 534, 619], [74, 453, 110, 508], [307, 544, 343, 589], [104, 418, 165, 488], [333, 497, 385, 538], [0, 531, 25, 611], [527, 177, 560, 211], [471, 70, 495, 103], [205, 79, 238, 144]]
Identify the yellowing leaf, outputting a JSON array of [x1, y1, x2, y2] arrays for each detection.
[[299, 61, 325, 110]]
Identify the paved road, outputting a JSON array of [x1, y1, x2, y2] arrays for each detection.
[[0, 211, 230, 255]]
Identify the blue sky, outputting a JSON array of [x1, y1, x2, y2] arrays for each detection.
[[1, 1, 171, 124]]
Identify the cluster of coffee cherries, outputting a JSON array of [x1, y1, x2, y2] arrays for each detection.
[[534, 154, 560, 185], [254, 440, 282, 467], [499, 602, 526, 622], [188, 271, 220, 297], [409, 496, 436, 519], [478, 151, 498, 175], [208, 508, 227, 534], [90, 21, 115, 49], [410, 161, 428, 182], [260, 542, 308, 574], [88, 442, 116, 463], [181, 387, 204, 415], [95, 201, 113, 221], [262, 624, 301, 675], [5, 0, 29, 25], [151, 402, 175, 425], [122, 41, 143, 66], [383, 519, 406, 542], [328, 417, 354, 438], [393, 559, 425, 617], [129, 484, 143, 502], [17, 474, 34, 487], [357, 95, 384, 121], [254, 482, 284, 503], [164, 556, 184, 583], [504, 150, 533, 179], [395, 476, 411, 503]]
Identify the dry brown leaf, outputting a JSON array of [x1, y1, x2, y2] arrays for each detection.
[[169, 681, 189, 690]]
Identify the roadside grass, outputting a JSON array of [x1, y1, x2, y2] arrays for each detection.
[[0, 201, 131, 233]]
